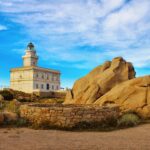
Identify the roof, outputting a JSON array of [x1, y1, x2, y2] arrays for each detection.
[[27, 42, 35, 51], [10, 66, 60, 74]]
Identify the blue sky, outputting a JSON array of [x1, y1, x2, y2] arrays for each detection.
[[0, 0, 150, 88]]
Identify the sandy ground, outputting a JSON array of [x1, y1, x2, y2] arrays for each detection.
[[0, 124, 150, 150]]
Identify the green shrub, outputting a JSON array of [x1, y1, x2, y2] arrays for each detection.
[[0, 90, 14, 101], [118, 113, 141, 127]]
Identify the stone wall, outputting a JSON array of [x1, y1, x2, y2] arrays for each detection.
[[33, 91, 66, 99], [20, 104, 120, 128]]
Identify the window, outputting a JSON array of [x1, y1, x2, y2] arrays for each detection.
[[57, 86, 59, 90], [52, 75, 54, 81], [42, 74, 44, 79], [56, 76, 59, 81], [41, 84, 44, 89], [36, 84, 39, 89], [47, 74, 49, 80], [52, 85, 54, 90], [36, 74, 38, 78], [46, 84, 49, 90]]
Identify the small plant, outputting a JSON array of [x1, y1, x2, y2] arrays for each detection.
[[118, 112, 141, 127], [0, 90, 13, 101]]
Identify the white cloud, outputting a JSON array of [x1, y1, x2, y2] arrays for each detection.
[[107, 47, 150, 68], [0, 25, 7, 31], [0, 0, 150, 69]]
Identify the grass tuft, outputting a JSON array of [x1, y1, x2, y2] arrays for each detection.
[[118, 112, 141, 127]]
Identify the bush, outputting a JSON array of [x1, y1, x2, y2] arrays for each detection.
[[118, 113, 141, 127], [0, 90, 14, 101]]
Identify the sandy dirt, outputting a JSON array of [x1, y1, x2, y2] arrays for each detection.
[[0, 124, 150, 150]]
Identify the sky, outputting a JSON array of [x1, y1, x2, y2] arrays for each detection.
[[0, 0, 150, 88]]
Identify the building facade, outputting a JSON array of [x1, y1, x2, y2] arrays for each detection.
[[10, 43, 60, 93]]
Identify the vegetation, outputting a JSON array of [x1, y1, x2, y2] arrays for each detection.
[[0, 91, 143, 131], [0, 100, 20, 113], [0, 90, 14, 101], [118, 112, 141, 127], [72, 121, 116, 131], [0, 101, 6, 112], [2, 118, 28, 127]]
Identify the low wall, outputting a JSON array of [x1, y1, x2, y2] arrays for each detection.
[[20, 104, 120, 128], [33, 91, 66, 99]]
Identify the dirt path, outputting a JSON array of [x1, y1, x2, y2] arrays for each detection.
[[0, 124, 150, 150]]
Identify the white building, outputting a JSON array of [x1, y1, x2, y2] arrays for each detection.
[[10, 42, 61, 93]]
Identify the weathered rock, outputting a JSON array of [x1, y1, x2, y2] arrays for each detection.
[[3, 111, 18, 122], [0, 113, 4, 124], [95, 76, 150, 118], [64, 57, 136, 104], [12, 99, 21, 106]]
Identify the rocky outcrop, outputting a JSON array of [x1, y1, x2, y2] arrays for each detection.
[[95, 76, 150, 118], [3, 111, 18, 122], [64, 57, 136, 104], [0, 112, 19, 125]]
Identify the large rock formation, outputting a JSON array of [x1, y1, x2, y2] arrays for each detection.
[[64, 57, 136, 104], [95, 76, 150, 118]]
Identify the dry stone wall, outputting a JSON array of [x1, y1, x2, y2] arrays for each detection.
[[20, 104, 120, 128], [34, 91, 66, 99]]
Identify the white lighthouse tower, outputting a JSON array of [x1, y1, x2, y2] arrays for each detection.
[[22, 42, 38, 67]]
